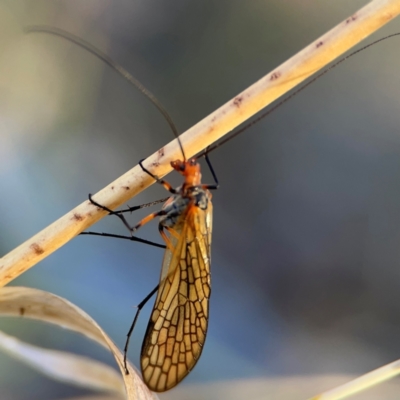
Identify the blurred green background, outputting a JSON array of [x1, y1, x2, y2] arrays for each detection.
[[2, 1, 400, 399]]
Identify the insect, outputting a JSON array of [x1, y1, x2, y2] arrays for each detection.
[[26, 25, 221, 391], [89, 151, 218, 392], [78, 67, 220, 390], [25, 25, 400, 392]]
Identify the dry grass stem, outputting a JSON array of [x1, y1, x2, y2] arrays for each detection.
[[310, 359, 400, 399], [1, 0, 399, 287]]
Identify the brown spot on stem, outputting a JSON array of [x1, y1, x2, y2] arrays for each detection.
[[73, 213, 84, 221], [346, 15, 357, 23], [316, 41, 323, 48], [111, 186, 115, 190], [270, 71, 281, 81], [158, 148, 165, 158], [19, 307, 25, 316], [123, 186, 130, 191], [233, 96, 243, 107], [30, 243, 44, 255]]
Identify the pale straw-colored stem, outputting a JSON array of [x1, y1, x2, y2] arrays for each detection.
[[1, 0, 400, 286], [309, 359, 400, 399]]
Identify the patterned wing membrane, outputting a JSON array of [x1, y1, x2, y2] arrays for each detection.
[[141, 202, 212, 392]]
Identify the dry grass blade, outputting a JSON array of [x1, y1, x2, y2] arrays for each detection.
[[62, 397, 125, 400], [168, 376, 400, 399], [1, 0, 399, 287], [58, 397, 123, 400], [309, 360, 400, 400], [0, 330, 125, 395], [0, 286, 158, 400]]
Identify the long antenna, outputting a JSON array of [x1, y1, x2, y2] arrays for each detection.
[[25, 26, 187, 161], [196, 32, 400, 158], [25, 26, 400, 162]]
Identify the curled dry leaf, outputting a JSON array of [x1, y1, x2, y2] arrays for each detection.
[[0, 286, 158, 400], [0, 330, 125, 395]]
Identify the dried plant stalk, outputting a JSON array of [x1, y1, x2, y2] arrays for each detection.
[[0, 0, 399, 286], [309, 359, 400, 399]]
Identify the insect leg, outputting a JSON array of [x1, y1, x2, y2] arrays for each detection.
[[116, 197, 169, 214], [87, 193, 136, 233], [158, 223, 181, 252], [124, 284, 159, 374], [80, 231, 166, 249], [139, 159, 178, 194], [88, 193, 168, 234], [202, 153, 219, 190], [124, 224, 178, 372]]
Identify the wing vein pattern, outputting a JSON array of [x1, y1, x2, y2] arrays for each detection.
[[141, 203, 212, 391]]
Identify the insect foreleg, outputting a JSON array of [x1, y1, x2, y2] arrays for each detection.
[[201, 154, 219, 190], [139, 159, 178, 194]]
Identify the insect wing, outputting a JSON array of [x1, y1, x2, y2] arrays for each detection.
[[141, 200, 213, 392]]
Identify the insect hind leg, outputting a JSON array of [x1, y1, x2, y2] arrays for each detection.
[[124, 284, 159, 374]]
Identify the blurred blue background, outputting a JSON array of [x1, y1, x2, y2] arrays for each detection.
[[2, 0, 400, 399]]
